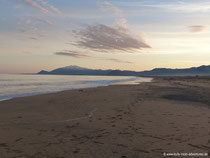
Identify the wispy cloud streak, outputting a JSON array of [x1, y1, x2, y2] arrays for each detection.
[[188, 25, 207, 33], [37, 0, 62, 14], [100, 1, 122, 16], [36, 18, 53, 25], [54, 51, 91, 58], [19, 0, 62, 14], [105, 58, 133, 63], [54, 50, 133, 63], [23, 0, 48, 13], [119, 1, 210, 13]]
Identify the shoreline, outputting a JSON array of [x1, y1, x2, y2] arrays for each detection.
[[0, 77, 152, 103], [0, 98, 12, 102], [0, 77, 209, 157]]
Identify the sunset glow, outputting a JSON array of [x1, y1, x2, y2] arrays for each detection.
[[1, 0, 210, 73]]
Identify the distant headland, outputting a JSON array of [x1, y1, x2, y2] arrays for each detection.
[[38, 65, 210, 76]]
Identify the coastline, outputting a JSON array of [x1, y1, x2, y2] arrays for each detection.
[[0, 77, 209, 157], [0, 75, 152, 102], [0, 98, 12, 102]]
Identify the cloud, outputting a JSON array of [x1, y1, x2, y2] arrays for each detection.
[[37, 0, 48, 5], [105, 58, 133, 64], [25, 20, 32, 24], [18, 18, 32, 25], [164, 2, 210, 13], [54, 50, 133, 64], [49, 5, 62, 14], [18, 17, 53, 25], [54, 51, 91, 58], [115, 18, 128, 31], [54, 49, 133, 63], [73, 24, 151, 52], [119, 1, 210, 13], [188, 25, 207, 33], [22, 0, 61, 14], [99, 1, 122, 16], [36, 18, 53, 25], [37, 0, 62, 14], [23, 0, 48, 13], [99, 1, 129, 31]]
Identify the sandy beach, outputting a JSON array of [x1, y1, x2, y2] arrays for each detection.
[[0, 77, 209, 158]]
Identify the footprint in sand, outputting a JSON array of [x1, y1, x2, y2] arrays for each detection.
[[14, 138, 23, 142], [73, 149, 80, 154], [134, 148, 150, 153], [0, 143, 8, 147], [93, 141, 104, 144]]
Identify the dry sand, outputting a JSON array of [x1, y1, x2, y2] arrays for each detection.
[[0, 77, 209, 158]]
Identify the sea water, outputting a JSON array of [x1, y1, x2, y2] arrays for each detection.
[[0, 74, 152, 101]]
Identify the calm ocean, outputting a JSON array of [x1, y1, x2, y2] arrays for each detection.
[[0, 74, 152, 101]]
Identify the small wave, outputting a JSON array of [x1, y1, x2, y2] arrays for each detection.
[[0, 98, 12, 102], [0, 75, 151, 101]]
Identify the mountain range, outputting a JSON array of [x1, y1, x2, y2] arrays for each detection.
[[38, 65, 210, 76]]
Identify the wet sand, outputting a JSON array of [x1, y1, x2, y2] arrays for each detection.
[[0, 77, 209, 158]]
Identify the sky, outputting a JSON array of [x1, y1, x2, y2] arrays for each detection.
[[1, 0, 210, 73]]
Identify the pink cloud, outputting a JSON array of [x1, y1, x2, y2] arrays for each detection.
[[55, 51, 91, 58], [36, 18, 53, 25], [188, 25, 207, 33], [49, 5, 62, 14], [100, 1, 122, 16], [37, 0, 62, 14], [23, 0, 48, 13]]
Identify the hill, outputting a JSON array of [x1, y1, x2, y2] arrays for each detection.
[[38, 65, 210, 76]]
